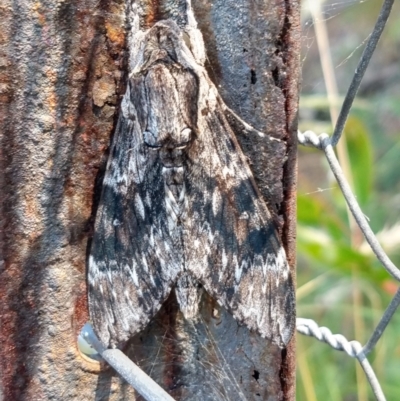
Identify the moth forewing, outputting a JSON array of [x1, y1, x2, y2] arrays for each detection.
[[88, 20, 295, 349]]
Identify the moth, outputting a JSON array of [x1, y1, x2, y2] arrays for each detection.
[[88, 19, 295, 349]]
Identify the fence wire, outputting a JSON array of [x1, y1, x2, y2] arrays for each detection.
[[297, 1, 397, 400]]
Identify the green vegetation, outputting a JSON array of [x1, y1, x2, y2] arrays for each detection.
[[297, 1, 400, 400]]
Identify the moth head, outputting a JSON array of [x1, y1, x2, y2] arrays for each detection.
[[143, 127, 194, 168]]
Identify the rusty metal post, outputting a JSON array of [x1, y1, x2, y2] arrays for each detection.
[[0, 1, 299, 400]]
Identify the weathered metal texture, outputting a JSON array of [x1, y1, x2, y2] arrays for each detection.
[[0, 0, 127, 399], [0, 0, 299, 400]]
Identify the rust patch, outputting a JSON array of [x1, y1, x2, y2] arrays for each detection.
[[105, 21, 125, 46], [145, 0, 161, 28], [74, 281, 89, 333], [92, 76, 116, 107], [0, 0, 127, 398]]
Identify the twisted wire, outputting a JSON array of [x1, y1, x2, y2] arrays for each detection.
[[296, 318, 362, 357], [296, 318, 387, 401]]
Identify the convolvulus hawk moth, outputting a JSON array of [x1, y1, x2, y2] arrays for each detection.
[[88, 17, 295, 349]]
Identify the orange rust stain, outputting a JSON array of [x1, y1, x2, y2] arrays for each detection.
[[47, 90, 57, 112], [74, 281, 89, 331], [45, 68, 58, 85], [105, 21, 125, 47], [64, 114, 76, 128], [145, 1, 160, 27]]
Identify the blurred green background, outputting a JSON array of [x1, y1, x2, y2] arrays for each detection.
[[297, 1, 400, 400]]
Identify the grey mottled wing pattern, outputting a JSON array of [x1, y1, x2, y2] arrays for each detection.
[[88, 19, 295, 349], [184, 101, 295, 347], [88, 86, 183, 348]]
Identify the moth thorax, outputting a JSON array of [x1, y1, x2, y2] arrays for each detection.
[[162, 166, 187, 225]]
